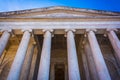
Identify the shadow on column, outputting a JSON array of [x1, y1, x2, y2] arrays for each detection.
[[33, 35, 43, 80]]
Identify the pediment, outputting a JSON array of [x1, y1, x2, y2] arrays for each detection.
[[18, 12, 91, 18], [0, 6, 120, 18]]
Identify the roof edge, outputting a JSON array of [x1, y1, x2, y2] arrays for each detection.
[[0, 6, 120, 16]]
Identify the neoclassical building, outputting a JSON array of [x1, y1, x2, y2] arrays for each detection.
[[0, 6, 120, 80]]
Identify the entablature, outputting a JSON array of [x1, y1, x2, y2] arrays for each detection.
[[0, 21, 120, 35]]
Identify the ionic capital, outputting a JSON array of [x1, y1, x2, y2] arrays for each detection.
[[84, 29, 97, 38], [64, 29, 76, 37], [86, 29, 97, 33], [21, 29, 32, 33], [42, 29, 54, 37], [106, 28, 118, 32], [42, 29, 53, 33], [0, 29, 14, 37], [21, 29, 33, 37], [0, 29, 12, 33], [65, 29, 76, 33]]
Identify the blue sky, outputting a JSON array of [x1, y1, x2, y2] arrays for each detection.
[[0, 0, 120, 12]]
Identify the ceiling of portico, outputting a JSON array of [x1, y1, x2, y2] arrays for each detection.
[[0, 6, 120, 18]]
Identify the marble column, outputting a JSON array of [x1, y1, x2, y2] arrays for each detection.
[[66, 29, 80, 80], [107, 29, 120, 64], [87, 30, 111, 80], [20, 43, 36, 80], [0, 30, 11, 57], [81, 50, 90, 80], [84, 40, 99, 80], [7, 30, 31, 80], [28, 44, 38, 80], [37, 30, 52, 80]]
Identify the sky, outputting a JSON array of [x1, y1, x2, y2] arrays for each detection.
[[0, 0, 120, 12]]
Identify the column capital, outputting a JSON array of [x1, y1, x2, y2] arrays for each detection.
[[0, 29, 12, 33], [103, 28, 118, 38], [0, 29, 14, 37], [86, 29, 97, 33], [21, 29, 32, 33], [64, 29, 76, 37], [42, 29, 54, 37], [84, 29, 97, 38], [42, 29, 53, 33], [21, 29, 33, 37], [65, 29, 76, 33], [106, 28, 118, 32]]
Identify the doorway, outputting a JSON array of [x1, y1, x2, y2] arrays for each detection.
[[55, 63, 65, 80]]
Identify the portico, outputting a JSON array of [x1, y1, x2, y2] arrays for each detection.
[[0, 6, 120, 80]]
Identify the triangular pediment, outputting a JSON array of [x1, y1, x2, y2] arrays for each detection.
[[0, 6, 120, 18], [17, 12, 92, 18]]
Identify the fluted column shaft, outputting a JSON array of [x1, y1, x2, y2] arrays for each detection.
[[37, 30, 52, 80], [20, 43, 36, 80], [66, 30, 80, 80], [7, 30, 31, 80], [0, 31, 11, 57], [84, 42, 99, 80], [107, 30, 120, 64], [81, 51, 90, 80], [87, 30, 111, 80]]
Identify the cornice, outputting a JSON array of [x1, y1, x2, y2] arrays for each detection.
[[0, 6, 120, 17]]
